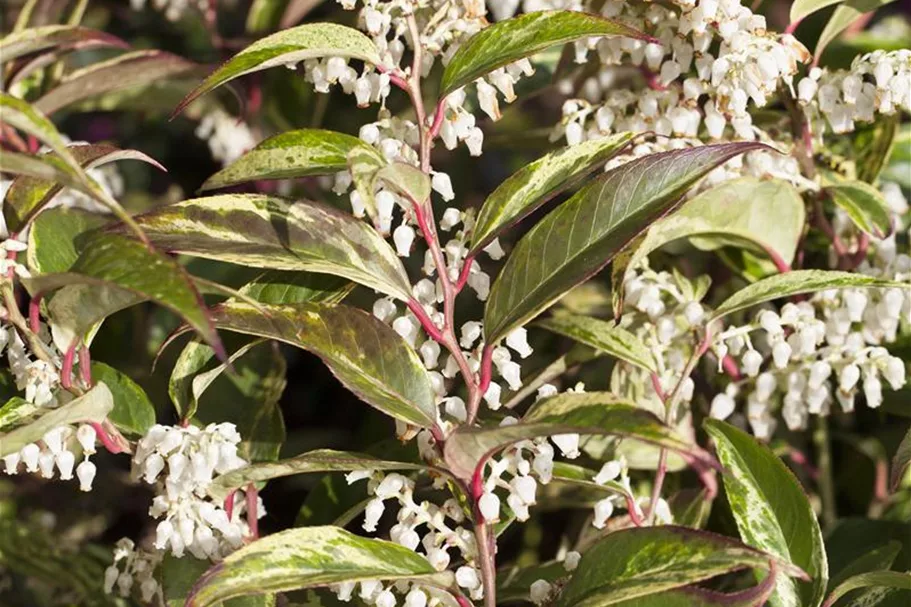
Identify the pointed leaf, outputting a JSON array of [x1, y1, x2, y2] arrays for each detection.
[[0, 383, 113, 457], [823, 571, 911, 607], [90, 362, 156, 437], [193, 302, 437, 427], [829, 541, 902, 591], [128, 194, 412, 301], [200, 129, 380, 191], [620, 177, 805, 278], [485, 142, 766, 343], [208, 449, 428, 501], [440, 10, 651, 95], [704, 419, 828, 607], [536, 314, 656, 372], [443, 392, 716, 481], [589, 574, 780, 607], [814, 0, 897, 61], [891, 427, 911, 492], [557, 526, 805, 607], [185, 526, 447, 607], [174, 23, 382, 116], [161, 554, 275, 607], [824, 181, 893, 238], [4, 143, 163, 234], [33, 50, 199, 115], [0, 93, 81, 171], [708, 270, 907, 322], [469, 133, 634, 254], [790, 0, 845, 23], [0, 24, 127, 62], [176, 339, 264, 420], [237, 270, 352, 305], [22, 233, 223, 355]]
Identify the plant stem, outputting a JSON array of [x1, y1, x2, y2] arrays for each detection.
[[813, 416, 837, 530], [473, 521, 496, 607]]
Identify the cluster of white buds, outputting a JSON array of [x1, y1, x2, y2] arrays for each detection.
[[0, 237, 31, 280], [195, 108, 257, 167], [345, 470, 482, 599], [131, 423, 260, 559], [712, 277, 908, 437], [0, 324, 63, 408], [798, 50, 911, 135], [613, 264, 704, 416], [551, 0, 809, 150], [528, 550, 583, 606], [103, 538, 163, 602], [129, 0, 206, 21], [331, 578, 455, 607], [2, 424, 98, 491]]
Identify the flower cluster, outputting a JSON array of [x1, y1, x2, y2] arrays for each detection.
[[798, 50, 911, 134], [103, 538, 164, 603], [2, 423, 98, 491], [195, 108, 257, 167], [131, 423, 259, 559], [130, 0, 206, 21]]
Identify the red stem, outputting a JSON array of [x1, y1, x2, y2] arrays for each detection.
[[89, 421, 125, 454], [406, 299, 445, 343], [61, 342, 77, 390], [722, 354, 742, 380], [79, 346, 93, 387], [246, 484, 260, 540], [429, 97, 447, 139], [456, 254, 475, 292], [29, 294, 42, 334], [224, 491, 237, 521], [784, 18, 802, 34]]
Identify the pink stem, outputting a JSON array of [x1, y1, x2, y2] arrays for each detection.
[[61, 342, 77, 390], [406, 299, 445, 343], [224, 491, 237, 521], [89, 421, 125, 454], [762, 245, 792, 274], [79, 346, 93, 387], [455, 254, 475, 292], [722, 355, 742, 380], [625, 494, 645, 526], [650, 372, 667, 401], [29, 294, 42, 334], [784, 18, 802, 35], [429, 97, 447, 139], [246, 484, 260, 540], [477, 345, 493, 398]]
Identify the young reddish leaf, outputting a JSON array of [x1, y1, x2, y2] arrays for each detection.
[[0, 24, 127, 62]]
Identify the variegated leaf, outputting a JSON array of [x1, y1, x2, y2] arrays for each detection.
[[208, 449, 428, 501], [824, 180, 893, 238], [536, 314, 656, 372], [3, 143, 163, 234], [185, 526, 448, 607], [557, 526, 806, 607], [708, 270, 907, 322], [33, 50, 200, 115], [822, 571, 911, 607], [0, 397, 38, 432], [90, 362, 156, 437], [183, 302, 438, 427], [705, 420, 828, 607], [22, 233, 223, 355], [201, 129, 380, 191], [0, 383, 113, 457], [0, 93, 81, 171], [484, 142, 766, 343], [27, 207, 108, 274], [444, 392, 716, 482], [469, 133, 634, 254], [237, 270, 352, 305], [0, 24, 127, 62], [891, 427, 911, 492], [174, 23, 382, 116], [440, 11, 651, 95], [127, 194, 412, 301]]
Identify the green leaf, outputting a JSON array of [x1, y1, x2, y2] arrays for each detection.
[[440, 10, 650, 95], [704, 419, 828, 607], [829, 541, 901, 591], [208, 449, 428, 501], [296, 473, 370, 528], [129, 194, 413, 301], [443, 392, 716, 482], [33, 50, 199, 115], [619, 177, 805, 278], [0, 24, 127, 62], [557, 526, 804, 607], [27, 207, 107, 274], [89, 362, 156, 437], [0, 397, 39, 432], [246, 0, 290, 33], [824, 181, 893, 238], [823, 571, 911, 607], [551, 461, 632, 500], [3, 143, 163, 234], [174, 23, 382, 117], [347, 152, 431, 219], [536, 314, 656, 372], [891, 427, 911, 492], [200, 129, 379, 191], [0, 382, 113, 457], [708, 270, 907, 322], [194, 302, 437, 428], [161, 554, 275, 607], [855, 115, 898, 184], [814, 0, 898, 61], [237, 270, 352, 305], [790, 0, 845, 23], [22, 233, 223, 356], [184, 526, 447, 607], [498, 561, 570, 603], [484, 142, 766, 343], [593, 575, 780, 607], [0, 93, 81, 172], [668, 488, 713, 529], [469, 133, 634, 254], [170, 339, 219, 419]]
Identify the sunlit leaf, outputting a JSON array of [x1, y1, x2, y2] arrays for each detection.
[[824, 180, 893, 238], [705, 419, 828, 607], [536, 314, 656, 372], [823, 571, 911, 607], [90, 362, 156, 437], [469, 133, 633, 254], [174, 23, 382, 116], [484, 142, 766, 343], [27, 207, 107, 274], [0, 24, 126, 63], [237, 270, 352, 305], [441, 10, 651, 95]]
